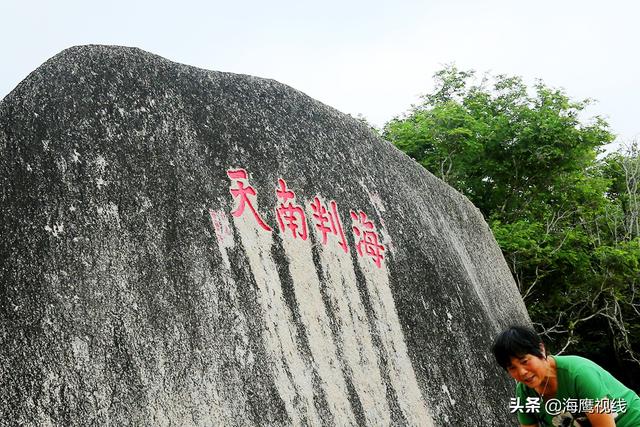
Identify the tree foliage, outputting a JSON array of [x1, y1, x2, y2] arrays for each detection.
[[384, 66, 640, 389]]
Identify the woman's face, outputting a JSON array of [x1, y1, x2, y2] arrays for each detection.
[[506, 353, 548, 388]]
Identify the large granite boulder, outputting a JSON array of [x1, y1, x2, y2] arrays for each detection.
[[0, 45, 529, 426]]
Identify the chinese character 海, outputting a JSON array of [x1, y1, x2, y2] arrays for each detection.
[[564, 398, 578, 413], [350, 210, 385, 268], [310, 196, 348, 253], [275, 178, 308, 240], [227, 169, 272, 231]]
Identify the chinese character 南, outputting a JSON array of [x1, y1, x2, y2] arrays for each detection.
[[275, 178, 308, 240], [227, 169, 272, 231], [310, 196, 348, 253], [350, 210, 385, 268]]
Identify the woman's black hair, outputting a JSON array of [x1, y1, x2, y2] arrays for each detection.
[[491, 325, 545, 369]]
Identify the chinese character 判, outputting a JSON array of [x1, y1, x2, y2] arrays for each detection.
[[275, 178, 308, 240], [227, 169, 272, 232], [310, 196, 348, 253], [350, 210, 385, 268]]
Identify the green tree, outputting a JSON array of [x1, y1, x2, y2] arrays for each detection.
[[385, 66, 612, 220], [601, 142, 640, 240], [385, 66, 640, 389]]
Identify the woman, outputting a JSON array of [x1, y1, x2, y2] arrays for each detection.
[[492, 326, 640, 426]]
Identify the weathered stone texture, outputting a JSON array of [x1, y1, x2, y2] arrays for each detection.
[[0, 45, 528, 426]]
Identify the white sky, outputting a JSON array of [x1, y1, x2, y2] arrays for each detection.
[[1, 0, 638, 146]]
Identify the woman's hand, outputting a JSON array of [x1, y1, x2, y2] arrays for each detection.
[[586, 410, 616, 426]]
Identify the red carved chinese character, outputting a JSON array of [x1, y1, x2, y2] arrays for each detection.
[[350, 210, 385, 268], [310, 196, 349, 253], [275, 178, 307, 240], [208, 208, 232, 244], [227, 168, 272, 231]]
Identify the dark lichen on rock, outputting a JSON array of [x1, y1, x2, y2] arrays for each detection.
[[0, 45, 528, 426]]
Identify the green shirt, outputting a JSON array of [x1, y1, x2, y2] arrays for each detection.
[[515, 355, 640, 426]]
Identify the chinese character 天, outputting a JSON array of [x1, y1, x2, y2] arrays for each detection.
[[227, 168, 272, 232]]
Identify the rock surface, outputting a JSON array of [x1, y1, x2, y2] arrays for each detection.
[[0, 45, 529, 426]]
